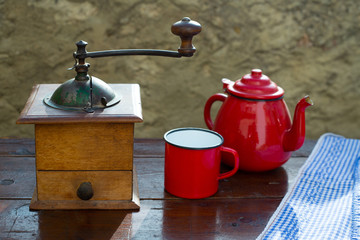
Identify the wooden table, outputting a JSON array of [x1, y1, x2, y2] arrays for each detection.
[[0, 138, 316, 240]]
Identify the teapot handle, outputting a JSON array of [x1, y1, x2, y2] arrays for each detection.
[[204, 93, 227, 130]]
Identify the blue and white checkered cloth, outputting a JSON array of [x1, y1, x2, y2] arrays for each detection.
[[257, 133, 360, 240]]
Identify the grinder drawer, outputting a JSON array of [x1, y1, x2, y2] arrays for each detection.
[[37, 171, 132, 201]]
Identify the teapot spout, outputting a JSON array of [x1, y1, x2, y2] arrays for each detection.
[[283, 96, 313, 152]]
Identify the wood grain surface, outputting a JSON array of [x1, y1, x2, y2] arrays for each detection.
[[35, 123, 134, 170], [0, 138, 316, 239]]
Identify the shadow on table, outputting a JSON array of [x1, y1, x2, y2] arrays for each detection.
[[37, 210, 130, 240]]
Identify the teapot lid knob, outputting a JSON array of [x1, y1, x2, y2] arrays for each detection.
[[251, 69, 262, 78]]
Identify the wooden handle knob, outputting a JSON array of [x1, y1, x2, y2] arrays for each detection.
[[171, 17, 202, 56], [77, 182, 94, 200]]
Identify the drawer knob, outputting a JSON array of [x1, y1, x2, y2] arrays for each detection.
[[77, 182, 94, 200]]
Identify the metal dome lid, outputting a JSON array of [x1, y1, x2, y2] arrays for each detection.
[[226, 69, 284, 100], [43, 76, 121, 112]]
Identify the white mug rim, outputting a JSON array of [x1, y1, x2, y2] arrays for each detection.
[[164, 127, 224, 150]]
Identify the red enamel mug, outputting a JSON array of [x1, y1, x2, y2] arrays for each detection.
[[164, 128, 240, 199]]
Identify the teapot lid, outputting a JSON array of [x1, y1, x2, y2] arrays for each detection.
[[226, 69, 284, 100]]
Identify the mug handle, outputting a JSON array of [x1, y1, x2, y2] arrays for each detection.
[[204, 93, 227, 130], [218, 146, 240, 180]]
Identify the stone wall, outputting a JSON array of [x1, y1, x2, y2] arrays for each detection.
[[1, 0, 360, 139]]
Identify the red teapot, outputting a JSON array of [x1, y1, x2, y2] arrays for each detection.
[[204, 69, 313, 172]]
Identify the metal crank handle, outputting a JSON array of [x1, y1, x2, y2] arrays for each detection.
[[73, 17, 202, 61]]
